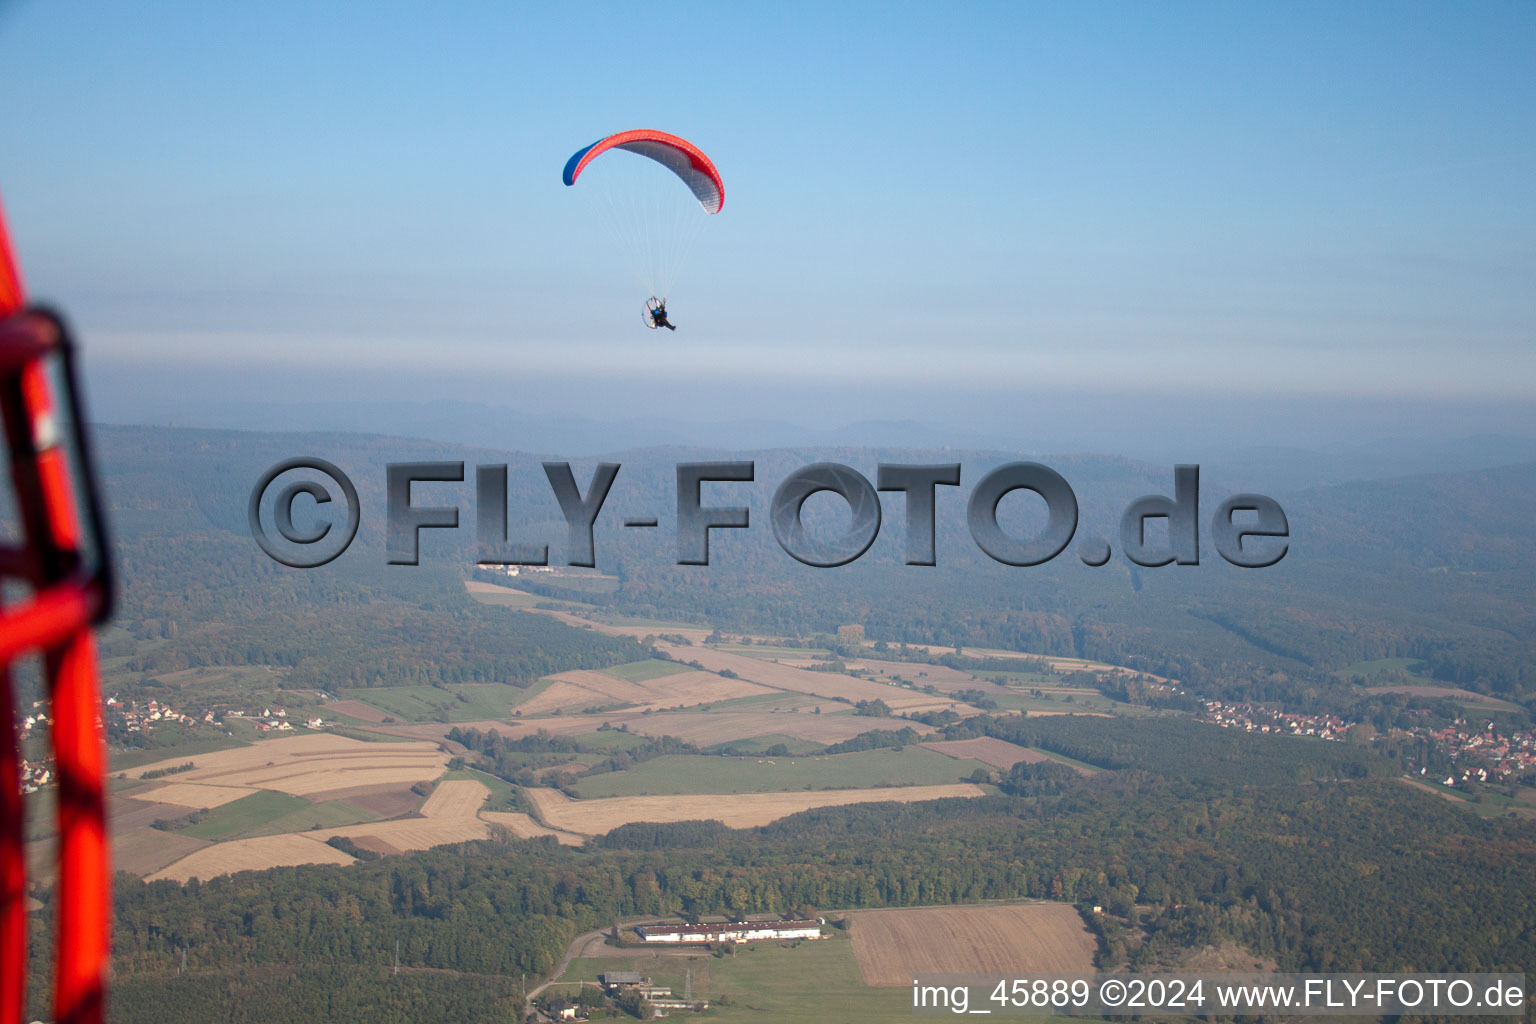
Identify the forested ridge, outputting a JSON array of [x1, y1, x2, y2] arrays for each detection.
[[96, 427, 1536, 714]]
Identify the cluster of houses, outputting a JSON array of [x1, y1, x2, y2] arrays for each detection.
[[20, 758, 50, 794], [1197, 698, 1536, 788], [102, 696, 199, 734], [1196, 699, 1352, 740], [1397, 720, 1536, 785], [100, 698, 327, 738]]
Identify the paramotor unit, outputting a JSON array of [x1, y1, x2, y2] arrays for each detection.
[[563, 129, 722, 328], [643, 297, 676, 331]]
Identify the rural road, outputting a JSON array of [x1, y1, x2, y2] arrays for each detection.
[[525, 919, 660, 1020]]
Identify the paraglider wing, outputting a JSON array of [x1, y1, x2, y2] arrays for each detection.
[[563, 129, 724, 214]]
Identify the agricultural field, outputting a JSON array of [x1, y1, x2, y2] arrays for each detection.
[[402, 709, 885, 748], [513, 667, 774, 716], [329, 682, 534, 723], [604, 658, 697, 681], [836, 659, 988, 689], [556, 936, 916, 1023], [112, 828, 210, 877], [109, 735, 251, 772], [659, 644, 978, 715], [481, 811, 585, 846], [922, 737, 1058, 770], [125, 733, 448, 795], [709, 734, 828, 756], [147, 780, 504, 879], [147, 833, 356, 882], [849, 903, 1098, 986], [522, 783, 986, 835], [140, 782, 256, 808], [573, 747, 991, 798], [1364, 684, 1523, 711], [463, 580, 543, 607], [592, 710, 892, 746]]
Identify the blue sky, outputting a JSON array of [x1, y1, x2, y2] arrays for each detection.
[[0, 2, 1532, 441]]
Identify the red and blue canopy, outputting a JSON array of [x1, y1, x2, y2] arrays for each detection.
[[563, 129, 724, 214]]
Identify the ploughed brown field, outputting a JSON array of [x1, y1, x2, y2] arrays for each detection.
[[323, 699, 392, 723], [522, 783, 986, 835], [922, 737, 1065, 770], [849, 903, 1098, 986]]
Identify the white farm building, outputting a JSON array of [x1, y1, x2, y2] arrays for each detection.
[[636, 919, 826, 943]]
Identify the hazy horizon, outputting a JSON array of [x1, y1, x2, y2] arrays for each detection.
[[3, 2, 1532, 431]]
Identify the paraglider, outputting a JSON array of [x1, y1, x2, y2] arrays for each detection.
[[644, 297, 676, 331], [563, 129, 722, 329]]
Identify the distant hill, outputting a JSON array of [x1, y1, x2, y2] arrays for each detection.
[[91, 424, 1536, 712]]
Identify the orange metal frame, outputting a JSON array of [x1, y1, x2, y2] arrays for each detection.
[[0, 196, 114, 1024]]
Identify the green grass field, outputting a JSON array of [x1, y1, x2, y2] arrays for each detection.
[[571, 729, 654, 752], [552, 934, 1084, 1023], [1338, 657, 1431, 679], [708, 734, 827, 756], [603, 658, 692, 682], [573, 746, 990, 798], [553, 936, 913, 1023], [176, 790, 309, 840], [333, 682, 533, 722], [977, 670, 1075, 685], [168, 790, 381, 841], [242, 797, 381, 837]]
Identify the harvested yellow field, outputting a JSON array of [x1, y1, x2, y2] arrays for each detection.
[[311, 778, 491, 852], [148, 834, 354, 883], [124, 734, 447, 796], [850, 903, 1098, 986], [138, 782, 258, 808], [523, 783, 985, 835], [316, 818, 490, 852], [481, 811, 586, 846], [515, 668, 774, 716], [922, 737, 1059, 770], [419, 779, 490, 818]]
